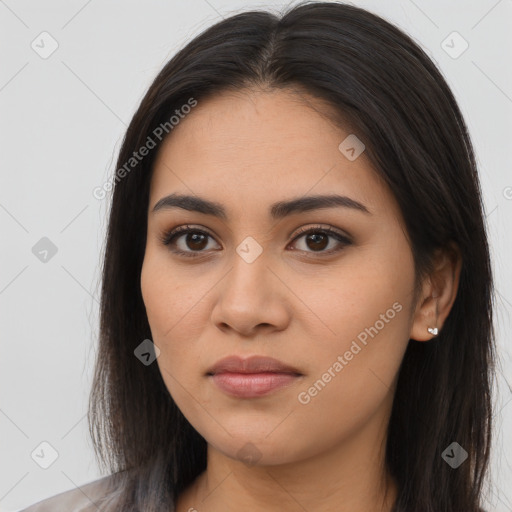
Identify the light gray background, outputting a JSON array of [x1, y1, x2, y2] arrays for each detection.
[[1, 0, 511, 511]]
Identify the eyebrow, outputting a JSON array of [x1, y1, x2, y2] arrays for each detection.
[[151, 193, 371, 219]]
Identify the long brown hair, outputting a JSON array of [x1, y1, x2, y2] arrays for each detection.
[[88, 2, 495, 510]]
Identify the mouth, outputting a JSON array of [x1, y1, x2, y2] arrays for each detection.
[[206, 355, 303, 398]]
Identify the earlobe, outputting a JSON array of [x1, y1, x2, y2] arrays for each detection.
[[409, 293, 439, 342], [409, 243, 462, 342]]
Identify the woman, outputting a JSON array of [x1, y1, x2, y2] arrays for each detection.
[[22, 2, 495, 511]]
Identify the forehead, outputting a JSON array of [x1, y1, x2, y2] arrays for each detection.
[[149, 88, 399, 222]]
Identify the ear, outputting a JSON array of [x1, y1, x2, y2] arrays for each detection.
[[409, 242, 462, 342]]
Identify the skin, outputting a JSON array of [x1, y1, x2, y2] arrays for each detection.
[[140, 87, 461, 512]]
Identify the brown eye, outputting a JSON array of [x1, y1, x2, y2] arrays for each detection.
[[184, 232, 208, 251], [160, 225, 220, 258], [290, 226, 352, 255], [304, 232, 329, 251]]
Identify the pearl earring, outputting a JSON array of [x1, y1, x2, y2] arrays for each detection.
[[427, 327, 438, 336]]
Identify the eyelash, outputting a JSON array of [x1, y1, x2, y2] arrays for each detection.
[[158, 224, 352, 259]]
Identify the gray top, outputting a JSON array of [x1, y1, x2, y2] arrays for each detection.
[[19, 475, 123, 512]]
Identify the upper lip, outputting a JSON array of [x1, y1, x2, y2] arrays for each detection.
[[206, 355, 302, 376]]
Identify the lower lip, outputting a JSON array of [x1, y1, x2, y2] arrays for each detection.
[[210, 372, 300, 398]]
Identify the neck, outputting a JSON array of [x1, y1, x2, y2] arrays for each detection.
[[176, 412, 398, 512]]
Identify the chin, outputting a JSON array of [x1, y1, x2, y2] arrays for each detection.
[[206, 430, 314, 468]]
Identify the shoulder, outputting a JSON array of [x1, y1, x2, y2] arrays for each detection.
[[19, 474, 119, 512]]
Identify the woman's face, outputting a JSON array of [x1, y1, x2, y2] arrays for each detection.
[[141, 88, 419, 466]]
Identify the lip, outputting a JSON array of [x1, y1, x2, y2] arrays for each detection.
[[206, 355, 302, 375], [206, 355, 303, 399]]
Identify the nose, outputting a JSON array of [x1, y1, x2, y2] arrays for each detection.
[[210, 250, 291, 338]]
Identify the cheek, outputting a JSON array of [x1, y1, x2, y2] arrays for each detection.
[[290, 291, 410, 447], [293, 251, 413, 348], [141, 252, 204, 340], [140, 253, 210, 393], [290, 244, 414, 406], [292, 363, 396, 454]]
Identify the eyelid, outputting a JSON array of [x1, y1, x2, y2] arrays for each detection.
[[158, 224, 218, 248], [291, 224, 352, 244]]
